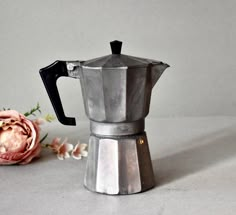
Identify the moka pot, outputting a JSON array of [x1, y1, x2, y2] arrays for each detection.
[[40, 40, 169, 195]]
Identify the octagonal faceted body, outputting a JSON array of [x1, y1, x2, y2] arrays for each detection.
[[84, 132, 155, 194], [80, 66, 153, 122]]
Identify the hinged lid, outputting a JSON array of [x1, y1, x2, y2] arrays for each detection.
[[83, 40, 163, 68]]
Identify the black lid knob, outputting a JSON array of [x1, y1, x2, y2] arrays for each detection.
[[110, 40, 122, 54]]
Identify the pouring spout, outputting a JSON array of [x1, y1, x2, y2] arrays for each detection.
[[151, 62, 170, 88]]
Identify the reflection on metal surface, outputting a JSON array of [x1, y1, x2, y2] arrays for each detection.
[[84, 133, 155, 195], [90, 120, 144, 136]]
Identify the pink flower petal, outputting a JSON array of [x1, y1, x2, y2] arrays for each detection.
[[0, 110, 41, 165], [50, 137, 61, 152], [0, 146, 6, 153], [0, 110, 21, 121]]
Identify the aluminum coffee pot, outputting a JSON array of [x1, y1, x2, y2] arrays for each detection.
[[40, 41, 169, 195]]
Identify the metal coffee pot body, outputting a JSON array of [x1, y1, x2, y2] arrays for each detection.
[[40, 41, 169, 194]]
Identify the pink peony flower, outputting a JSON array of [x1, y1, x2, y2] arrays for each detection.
[[0, 110, 41, 165], [72, 142, 88, 160], [50, 137, 73, 160]]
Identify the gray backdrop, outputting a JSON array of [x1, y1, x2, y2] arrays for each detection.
[[0, 0, 235, 119]]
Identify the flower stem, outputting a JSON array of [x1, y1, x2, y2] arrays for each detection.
[[24, 103, 41, 117], [40, 133, 48, 143], [41, 143, 52, 148]]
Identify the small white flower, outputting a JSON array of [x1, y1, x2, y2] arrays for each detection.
[[71, 142, 88, 160], [57, 142, 74, 160], [50, 137, 73, 160], [44, 114, 56, 122]]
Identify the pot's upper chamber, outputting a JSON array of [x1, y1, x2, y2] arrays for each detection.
[[80, 41, 169, 122]]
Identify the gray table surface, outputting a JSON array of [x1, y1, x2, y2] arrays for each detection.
[[1, 117, 236, 215]]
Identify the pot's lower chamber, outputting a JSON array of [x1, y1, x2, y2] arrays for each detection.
[[84, 123, 155, 195]]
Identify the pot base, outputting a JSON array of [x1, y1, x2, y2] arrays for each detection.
[[84, 132, 155, 195]]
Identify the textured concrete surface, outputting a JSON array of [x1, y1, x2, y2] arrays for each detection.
[[1, 117, 236, 215]]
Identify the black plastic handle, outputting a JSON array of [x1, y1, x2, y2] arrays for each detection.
[[39, 61, 76, 126]]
